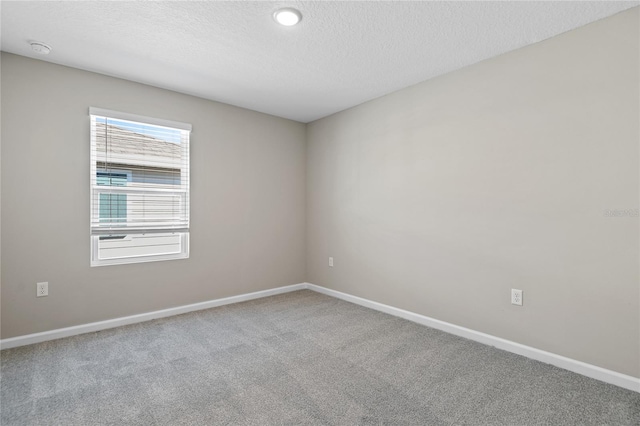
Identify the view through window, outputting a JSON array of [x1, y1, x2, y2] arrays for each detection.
[[89, 108, 191, 266]]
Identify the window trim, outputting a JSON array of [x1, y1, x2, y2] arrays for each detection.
[[89, 107, 191, 267]]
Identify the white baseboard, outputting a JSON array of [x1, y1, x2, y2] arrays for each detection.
[[2, 281, 638, 393], [0, 283, 307, 350], [305, 283, 640, 393]]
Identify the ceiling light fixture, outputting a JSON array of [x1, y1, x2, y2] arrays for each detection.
[[273, 8, 302, 26], [29, 41, 52, 55]]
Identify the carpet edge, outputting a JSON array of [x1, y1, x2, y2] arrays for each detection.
[[306, 282, 640, 393]]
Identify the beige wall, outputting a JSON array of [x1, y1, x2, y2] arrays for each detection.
[[1, 53, 306, 338], [2, 9, 638, 379], [306, 8, 639, 377]]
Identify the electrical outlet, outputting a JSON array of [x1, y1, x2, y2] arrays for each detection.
[[37, 282, 49, 297], [328, 257, 334, 267], [511, 289, 522, 306]]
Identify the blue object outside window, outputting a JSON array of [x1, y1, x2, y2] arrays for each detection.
[[97, 172, 128, 224]]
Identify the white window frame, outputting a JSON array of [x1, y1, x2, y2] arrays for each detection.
[[89, 107, 191, 267]]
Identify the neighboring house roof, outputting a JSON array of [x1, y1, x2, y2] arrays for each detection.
[[95, 122, 182, 169]]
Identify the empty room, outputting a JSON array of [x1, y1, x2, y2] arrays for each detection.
[[1, 1, 639, 425]]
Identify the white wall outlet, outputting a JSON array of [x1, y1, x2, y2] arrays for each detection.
[[328, 257, 334, 267], [511, 289, 523, 306], [37, 282, 49, 297]]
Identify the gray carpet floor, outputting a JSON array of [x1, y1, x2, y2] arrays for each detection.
[[1, 289, 639, 425]]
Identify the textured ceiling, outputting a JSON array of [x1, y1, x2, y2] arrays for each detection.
[[1, 1, 637, 123]]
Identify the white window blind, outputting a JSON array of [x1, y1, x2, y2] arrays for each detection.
[[89, 107, 191, 266]]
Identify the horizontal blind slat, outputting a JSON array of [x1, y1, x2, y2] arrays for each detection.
[[91, 228, 189, 236]]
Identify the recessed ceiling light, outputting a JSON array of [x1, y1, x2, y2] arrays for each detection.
[[29, 41, 52, 55], [273, 8, 302, 26]]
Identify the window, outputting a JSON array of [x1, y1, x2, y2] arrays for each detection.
[[90, 108, 191, 266], [98, 172, 128, 224]]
